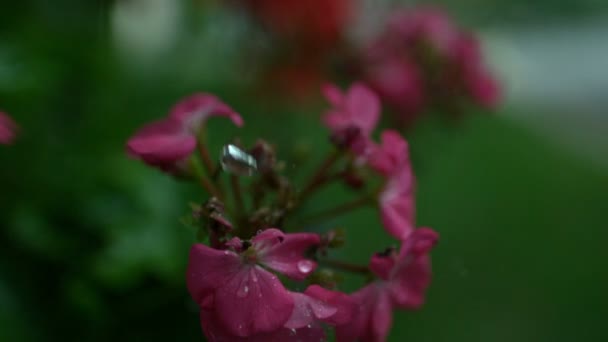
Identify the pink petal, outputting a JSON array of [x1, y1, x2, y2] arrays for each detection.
[[186, 244, 241, 307], [169, 93, 244, 130], [379, 167, 416, 239], [305, 285, 357, 326], [214, 265, 294, 337], [284, 292, 336, 329], [0, 112, 17, 145], [255, 230, 321, 280], [389, 228, 439, 309], [336, 284, 393, 342], [126, 118, 196, 165], [201, 310, 325, 342], [370, 288, 394, 342], [369, 253, 396, 281]]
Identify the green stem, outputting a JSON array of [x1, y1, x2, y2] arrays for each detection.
[[322, 259, 370, 274], [297, 195, 374, 227], [298, 149, 343, 203]]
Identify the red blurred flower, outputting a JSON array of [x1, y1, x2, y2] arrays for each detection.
[[242, 0, 352, 49]]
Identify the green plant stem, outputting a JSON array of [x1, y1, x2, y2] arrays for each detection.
[[297, 195, 374, 227], [323, 259, 370, 275], [298, 149, 343, 202]]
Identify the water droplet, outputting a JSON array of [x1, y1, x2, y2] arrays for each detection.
[[220, 144, 258, 176], [306, 324, 312, 329], [251, 272, 258, 282], [289, 328, 297, 336], [237, 284, 249, 298], [297, 260, 314, 274]]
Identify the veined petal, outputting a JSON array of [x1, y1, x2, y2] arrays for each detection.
[[214, 265, 294, 337]]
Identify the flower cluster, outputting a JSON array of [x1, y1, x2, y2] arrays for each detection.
[[361, 7, 500, 126], [126, 83, 439, 341], [0, 111, 18, 145]]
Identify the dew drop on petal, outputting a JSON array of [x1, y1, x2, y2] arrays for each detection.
[[289, 328, 297, 336], [237, 284, 249, 298], [297, 260, 314, 274]]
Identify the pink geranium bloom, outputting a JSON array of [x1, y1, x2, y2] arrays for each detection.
[[126, 93, 242, 172], [187, 229, 320, 337], [0, 111, 18, 145], [336, 228, 439, 342], [322, 82, 380, 153]]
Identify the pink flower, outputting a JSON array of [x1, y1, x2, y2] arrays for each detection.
[[361, 7, 500, 125], [322, 82, 380, 153], [187, 229, 320, 337], [126, 93, 242, 172], [0, 112, 18, 145], [369, 131, 416, 239], [336, 228, 439, 342]]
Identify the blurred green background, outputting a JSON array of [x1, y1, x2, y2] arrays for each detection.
[[1, 1, 607, 341]]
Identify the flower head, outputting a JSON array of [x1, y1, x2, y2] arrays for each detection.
[[187, 229, 320, 337], [0, 112, 18, 145], [336, 228, 439, 342]]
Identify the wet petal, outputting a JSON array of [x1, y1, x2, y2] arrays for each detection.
[[214, 265, 294, 337], [255, 231, 321, 280]]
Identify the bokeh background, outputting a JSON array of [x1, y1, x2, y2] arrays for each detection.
[[1, 0, 607, 341]]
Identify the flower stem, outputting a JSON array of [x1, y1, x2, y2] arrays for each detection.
[[230, 174, 245, 220], [298, 149, 343, 202], [297, 195, 374, 227], [323, 259, 370, 274], [197, 140, 216, 177]]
